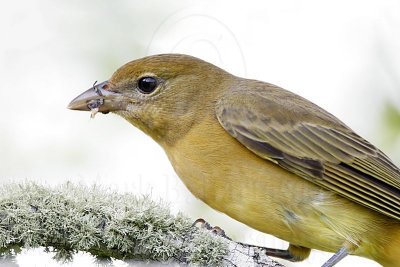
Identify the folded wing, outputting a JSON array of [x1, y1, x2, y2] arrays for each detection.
[[216, 83, 400, 220]]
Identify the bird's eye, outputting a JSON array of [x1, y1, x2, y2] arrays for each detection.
[[138, 77, 158, 94]]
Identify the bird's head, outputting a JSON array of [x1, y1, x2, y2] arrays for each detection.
[[68, 54, 234, 146]]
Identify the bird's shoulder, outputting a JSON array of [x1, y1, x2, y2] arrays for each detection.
[[217, 78, 346, 129]]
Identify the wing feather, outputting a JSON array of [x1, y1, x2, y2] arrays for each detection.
[[216, 85, 400, 220]]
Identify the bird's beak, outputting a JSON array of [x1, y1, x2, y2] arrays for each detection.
[[67, 81, 124, 113]]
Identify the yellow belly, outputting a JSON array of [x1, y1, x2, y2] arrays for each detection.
[[163, 118, 400, 264]]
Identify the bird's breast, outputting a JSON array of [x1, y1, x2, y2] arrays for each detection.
[[165, 119, 316, 235]]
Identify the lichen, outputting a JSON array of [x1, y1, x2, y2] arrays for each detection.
[[0, 182, 228, 266]]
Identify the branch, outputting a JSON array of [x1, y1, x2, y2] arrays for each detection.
[[0, 182, 284, 266]]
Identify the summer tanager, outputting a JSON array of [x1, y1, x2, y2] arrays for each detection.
[[69, 54, 400, 267]]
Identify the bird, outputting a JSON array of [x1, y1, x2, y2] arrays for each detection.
[[68, 54, 400, 267]]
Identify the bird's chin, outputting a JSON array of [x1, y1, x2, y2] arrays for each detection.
[[111, 109, 137, 122]]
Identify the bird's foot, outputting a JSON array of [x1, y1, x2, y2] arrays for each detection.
[[192, 219, 311, 262], [192, 218, 231, 240], [192, 219, 313, 263]]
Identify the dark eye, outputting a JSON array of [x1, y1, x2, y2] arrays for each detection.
[[138, 77, 158, 94]]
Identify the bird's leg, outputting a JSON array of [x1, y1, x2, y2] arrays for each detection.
[[237, 243, 311, 262], [321, 247, 349, 267]]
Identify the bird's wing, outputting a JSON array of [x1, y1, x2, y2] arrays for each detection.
[[216, 83, 400, 220]]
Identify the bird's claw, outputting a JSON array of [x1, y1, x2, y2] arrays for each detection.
[[192, 218, 231, 240], [192, 218, 212, 229]]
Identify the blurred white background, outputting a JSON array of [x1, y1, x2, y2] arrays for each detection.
[[1, 0, 400, 266]]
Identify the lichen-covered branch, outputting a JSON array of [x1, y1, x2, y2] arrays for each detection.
[[0, 182, 284, 266]]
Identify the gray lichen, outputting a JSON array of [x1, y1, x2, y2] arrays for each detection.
[[0, 182, 228, 266]]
